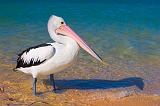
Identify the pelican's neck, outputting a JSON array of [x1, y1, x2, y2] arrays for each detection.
[[48, 23, 61, 43]]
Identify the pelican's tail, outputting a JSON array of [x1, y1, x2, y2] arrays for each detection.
[[13, 68, 18, 71]]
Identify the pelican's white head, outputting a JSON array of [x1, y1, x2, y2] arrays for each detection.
[[48, 15, 102, 62], [48, 15, 65, 35]]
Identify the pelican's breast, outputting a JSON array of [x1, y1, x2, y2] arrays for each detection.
[[34, 38, 80, 75], [52, 39, 80, 70]]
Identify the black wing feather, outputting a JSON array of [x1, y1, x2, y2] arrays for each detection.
[[16, 43, 54, 68]]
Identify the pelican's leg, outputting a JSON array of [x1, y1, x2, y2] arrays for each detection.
[[50, 74, 56, 92], [33, 78, 37, 95]]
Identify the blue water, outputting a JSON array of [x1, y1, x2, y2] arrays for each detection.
[[0, 0, 160, 62]]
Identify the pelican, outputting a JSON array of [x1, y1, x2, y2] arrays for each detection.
[[13, 15, 102, 95]]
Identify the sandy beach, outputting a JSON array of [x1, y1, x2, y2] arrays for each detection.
[[0, 55, 160, 106], [1, 80, 160, 106]]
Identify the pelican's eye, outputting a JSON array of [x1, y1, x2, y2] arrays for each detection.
[[61, 22, 64, 24]]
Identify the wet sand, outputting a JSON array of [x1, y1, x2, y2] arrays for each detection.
[[0, 54, 160, 106]]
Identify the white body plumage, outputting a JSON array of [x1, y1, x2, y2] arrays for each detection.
[[16, 37, 79, 78]]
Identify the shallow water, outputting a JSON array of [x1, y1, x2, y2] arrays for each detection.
[[0, 1, 160, 95]]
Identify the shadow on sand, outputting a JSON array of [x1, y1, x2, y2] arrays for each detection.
[[43, 77, 144, 92]]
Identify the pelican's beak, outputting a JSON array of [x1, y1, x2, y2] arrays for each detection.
[[56, 25, 102, 62]]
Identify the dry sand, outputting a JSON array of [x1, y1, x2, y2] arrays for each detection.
[[0, 81, 160, 106], [0, 73, 160, 106], [0, 57, 160, 106]]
